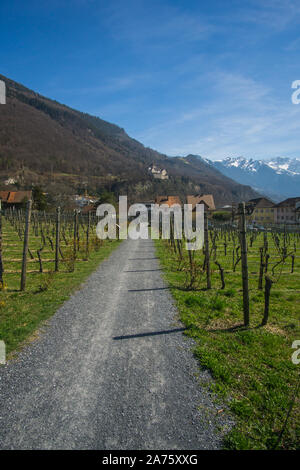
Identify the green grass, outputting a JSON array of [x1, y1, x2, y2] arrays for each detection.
[[0, 216, 120, 357], [155, 233, 300, 450]]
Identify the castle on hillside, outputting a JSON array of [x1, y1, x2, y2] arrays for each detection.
[[148, 163, 169, 180]]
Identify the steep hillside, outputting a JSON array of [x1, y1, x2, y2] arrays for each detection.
[[0, 74, 259, 204]]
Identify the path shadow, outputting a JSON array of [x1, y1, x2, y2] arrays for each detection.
[[113, 327, 186, 340], [207, 323, 260, 333], [168, 284, 205, 292]]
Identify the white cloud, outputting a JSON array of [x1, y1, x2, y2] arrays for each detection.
[[136, 70, 300, 160]]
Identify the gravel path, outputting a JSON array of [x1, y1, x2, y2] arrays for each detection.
[[0, 238, 229, 450]]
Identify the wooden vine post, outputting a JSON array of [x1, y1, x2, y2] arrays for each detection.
[[20, 199, 32, 291], [55, 207, 61, 272], [86, 211, 90, 260], [204, 212, 211, 289], [73, 210, 78, 259], [258, 247, 265, 290], [238, 202, 250, 326], [261, 276, 273, 326]]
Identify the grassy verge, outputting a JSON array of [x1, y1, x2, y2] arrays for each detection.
[[155, 238, 299, 450], [0, 239, 120, 357]]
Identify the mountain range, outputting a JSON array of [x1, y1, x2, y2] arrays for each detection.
[[0, 74, 258, 206], [212, 157, 300, 202]]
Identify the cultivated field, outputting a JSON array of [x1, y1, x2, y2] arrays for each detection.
[[0, 207, 119, 355], [155, 222, 300, 449]]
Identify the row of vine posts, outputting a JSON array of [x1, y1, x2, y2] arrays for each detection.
[[0, 199, 100, 292], [165, 201, 299, 328]]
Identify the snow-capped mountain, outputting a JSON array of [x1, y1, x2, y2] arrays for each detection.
[[211, 157, 300, 201], [267, 157, 300, 175]]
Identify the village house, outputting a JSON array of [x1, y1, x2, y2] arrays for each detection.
[[154, 194, 215, 213], [296, 201, 300, 222], [186, 194, 215, 212], [246, 197, 275, 225], [0, 190, 32, 208], [154, 195, 181, 207], [274, 197, 300, 224], [73, 194, 98, 209], [148, 164, 169, 180]]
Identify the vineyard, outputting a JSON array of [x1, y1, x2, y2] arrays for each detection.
[[0, 202, 119, 354], [0, 201, 299, 449], [155, 209, 300, 449]]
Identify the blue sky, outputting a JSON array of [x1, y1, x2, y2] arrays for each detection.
[[1, 0, 300, 160]]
